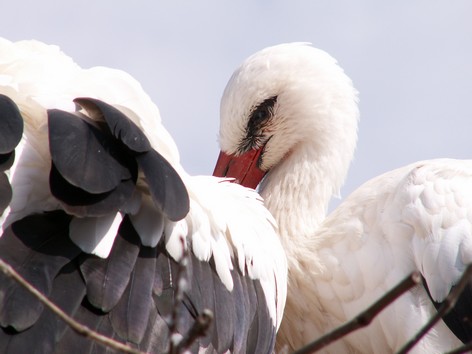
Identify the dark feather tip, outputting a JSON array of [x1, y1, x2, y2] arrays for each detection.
[[429, 280, 472, 343], [0, 95, 24, 154], [0, 173, 12, 216], [80, 217, 141, 312], [49, 162, 135, 217], [74, 97, 151, 153], [48, 109, 133, 194], [0, 151, 16, 172], [136, 150, 189, 221]]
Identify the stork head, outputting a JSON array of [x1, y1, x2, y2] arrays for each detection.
[[213, 43, 359, 190]]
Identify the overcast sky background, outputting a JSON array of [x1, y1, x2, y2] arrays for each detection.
[[2, 1, 471, 208]]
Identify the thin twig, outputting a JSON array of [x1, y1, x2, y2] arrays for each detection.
[[175, 309, 214, 353], [166, 237, 214, 353], [0, 257, 148, 354], [292, 271, 422, 354], [167, 236, 190, 354], [397, 264, 472, 354]]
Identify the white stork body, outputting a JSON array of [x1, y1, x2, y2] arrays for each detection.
[[0, 38, 287, 354], [214, 43, 472, 353], [277, 159, 471, 353]]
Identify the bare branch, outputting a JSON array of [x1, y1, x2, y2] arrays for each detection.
[[397, 264, 472, 354], [175, 309, 213, 353], [167, 236, 190, 354], [0, 257, 148, 354], [164, 237, 214, 354], [292, 271, 422, 354]]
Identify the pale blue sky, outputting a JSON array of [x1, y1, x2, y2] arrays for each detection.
[[2, 1, 472, 207]]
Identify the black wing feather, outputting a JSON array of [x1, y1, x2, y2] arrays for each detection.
[[56, 302, 108, 354], [0, 95, 277, 354], [0, 212, 78, 330], [136, 150, 189, 221], [0, 94, 23, 216], [209, 260, 235, 352], [79, 219, 141, 311], [137, 305, 169, 353], [48, 109, 132, 194], [74, 97, 152, 153], [1, 264, 86, 354], [49, 163, 136, 217], [109, 238, 157, 344], [230, 269, 252, 352], [0, 173, 12, 216], [0, 94, 23, 155], [0, 150, 16, 172], [427, 279, 472, 343], [182, 253, 217, 348], [48, 101, 189, 221], [249, 280, 276, 353]]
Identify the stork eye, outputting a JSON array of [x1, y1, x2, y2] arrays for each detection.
[[239, 95, 278, 153], [249, 96, 277, 129], [253, 106, 269, 124]]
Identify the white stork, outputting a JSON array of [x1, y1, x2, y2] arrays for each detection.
[[0, 38, 287, 354], [213, 43, 472, 353]]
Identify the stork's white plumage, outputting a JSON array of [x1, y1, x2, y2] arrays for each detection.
[[0, 38, 287, 354], [214, 43, 472, 353]]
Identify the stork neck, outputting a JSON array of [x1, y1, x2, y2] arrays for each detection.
[[259, 143, 343, 244], [260, 142, 353, 350]]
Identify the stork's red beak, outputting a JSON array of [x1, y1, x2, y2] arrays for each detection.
[[213, 149, 266, 189]]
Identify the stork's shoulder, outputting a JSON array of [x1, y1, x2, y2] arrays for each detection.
[[312, 159, 472, 290], [301, 159, 472, 350], [388, 159, 472, 222], [317, 158, 472, 300], [380, 159, 472, 300], [324, 158, 472, 234]]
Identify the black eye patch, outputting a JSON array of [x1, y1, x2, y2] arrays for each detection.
[[238, 95, 278, 153], [247, 96, 278, 132]]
